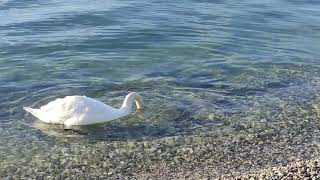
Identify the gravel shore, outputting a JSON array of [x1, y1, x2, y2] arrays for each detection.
[[233, 159, 320, 179], [1, 99, 320, 179]]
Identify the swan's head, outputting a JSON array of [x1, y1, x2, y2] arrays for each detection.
[[121, 92, 143, 111], [134, 93, 143, 110]]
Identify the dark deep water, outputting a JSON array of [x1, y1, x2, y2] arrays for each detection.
[[1, 0, 320, 178]]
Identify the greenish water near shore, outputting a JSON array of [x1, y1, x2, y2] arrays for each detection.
[[1, 0, 320, 178]]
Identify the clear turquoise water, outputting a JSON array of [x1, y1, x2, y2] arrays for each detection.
[[1, 0, 320, 178]]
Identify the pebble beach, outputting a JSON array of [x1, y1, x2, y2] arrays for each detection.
[[2, 99, 320, 179]]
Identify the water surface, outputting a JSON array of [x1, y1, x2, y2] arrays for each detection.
[[1, 0, 320, 178]]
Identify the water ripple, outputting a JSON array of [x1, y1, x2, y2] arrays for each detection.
[[1, 0, 320, 176]]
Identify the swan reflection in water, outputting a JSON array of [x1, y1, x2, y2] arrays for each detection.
[[31, 109, 150, 141]]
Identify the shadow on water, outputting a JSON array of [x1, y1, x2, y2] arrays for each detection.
[[31, 106, 214, 142]]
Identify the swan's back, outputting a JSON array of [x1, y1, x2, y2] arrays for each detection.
[[42, 96, 112, 114]]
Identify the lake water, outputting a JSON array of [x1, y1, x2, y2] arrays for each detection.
[[1, 0, 320, 178]]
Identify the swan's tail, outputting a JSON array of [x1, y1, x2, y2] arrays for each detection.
[[23, 107, 42, 119]]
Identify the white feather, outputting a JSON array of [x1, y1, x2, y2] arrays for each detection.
[[23, 92, 143, 126]]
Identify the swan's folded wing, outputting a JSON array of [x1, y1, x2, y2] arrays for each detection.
[[38, 97, 78, 124], [29, 95, 119, 125]]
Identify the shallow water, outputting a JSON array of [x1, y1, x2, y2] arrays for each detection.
[[1, 0, 320, 178]]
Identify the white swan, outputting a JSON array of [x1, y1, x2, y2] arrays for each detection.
[[23, 92, 143, 126]]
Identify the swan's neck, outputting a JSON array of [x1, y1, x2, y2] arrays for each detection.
[[120, 92, 143, 113]]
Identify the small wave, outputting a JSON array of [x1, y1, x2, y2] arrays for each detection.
[[0, 0, 10, 5]]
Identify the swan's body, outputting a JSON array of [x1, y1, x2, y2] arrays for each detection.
[[23, 92, 143, 126]]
